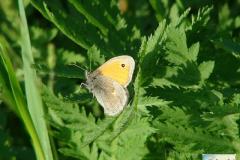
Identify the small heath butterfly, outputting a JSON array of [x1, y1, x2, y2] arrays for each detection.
[[83, 55, 135, 116]]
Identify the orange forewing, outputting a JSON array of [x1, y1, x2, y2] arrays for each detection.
[[98, 60, 131, 86]]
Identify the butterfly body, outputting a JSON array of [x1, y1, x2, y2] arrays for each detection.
[[85, 55, 135, 116]]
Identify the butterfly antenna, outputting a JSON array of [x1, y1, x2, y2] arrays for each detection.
[[68, 63, 86, 71], [89, 52, 92, 72]]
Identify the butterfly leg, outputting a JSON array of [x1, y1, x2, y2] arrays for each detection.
[[80, 82, 95, 99], [80, 82, 87, 88]]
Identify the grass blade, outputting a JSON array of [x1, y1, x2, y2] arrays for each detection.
[[18, 0, 53, 159], [0, 37, 45, 159]]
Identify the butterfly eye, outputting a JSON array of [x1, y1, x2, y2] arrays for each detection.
[[121, 64, 125, 68]]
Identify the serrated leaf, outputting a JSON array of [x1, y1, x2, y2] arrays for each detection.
[[151, 78, 180, 88], [87, 45, 105, 71], [198, 61, 215, 81], [138, 96, 171, 113], [188, 42, 199, 62], [153, 122, 234, 152], [186, 6, 212, 31], [111, 117, 154, 160], [165, 26, 189, 65], [213, 39, 240, 59]]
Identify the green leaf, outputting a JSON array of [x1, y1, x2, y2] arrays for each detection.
[[213, 39, 240, 59], [188, 42, 199, 62], [87, 45, 105, 71], [138, 96, 171, 113], [153, 122, 234, 152], [42, 85, 117, 158], [198, 61, 215, 82], [165, 26, 189, 65], [69, 0, 109, 36], [151, 78, 180, 88], [186, 6, 212, 31], [30, 0, 134, 55], [139, 20, 166, 82], [110, 116, 154, 160]]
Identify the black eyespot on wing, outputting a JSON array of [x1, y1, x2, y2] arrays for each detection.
[[121, 64, 125, 68]]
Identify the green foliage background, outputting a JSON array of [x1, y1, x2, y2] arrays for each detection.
[[0, 0, 240, 159]]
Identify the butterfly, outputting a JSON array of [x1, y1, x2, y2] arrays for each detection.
[[83, 55, 135, 116]]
